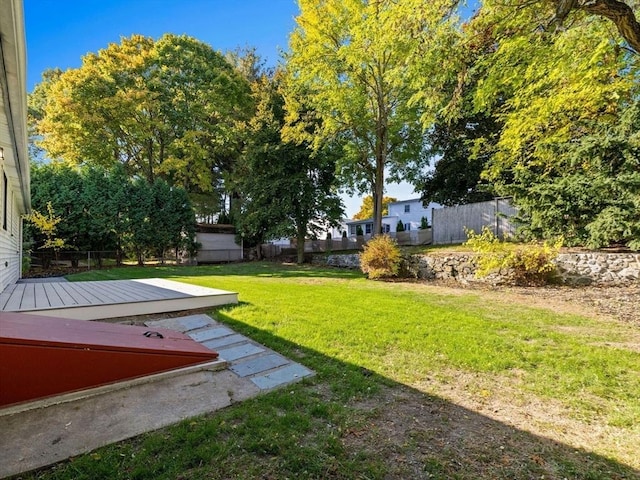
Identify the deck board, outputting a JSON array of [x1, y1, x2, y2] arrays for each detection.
[[42, 283, 65, 308], [1, 278, 238, 321]]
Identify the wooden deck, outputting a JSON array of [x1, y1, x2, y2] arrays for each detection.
[[0, 278, 238, 320]]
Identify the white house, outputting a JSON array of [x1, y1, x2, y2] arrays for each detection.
[[344, 198, 440, 237], [0, 0, 30, 292]]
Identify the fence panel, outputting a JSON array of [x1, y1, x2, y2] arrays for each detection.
[[432, 198, 517, 245], [196, 249, 242, 263]]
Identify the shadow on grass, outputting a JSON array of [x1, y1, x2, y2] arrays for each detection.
[[66, 261, 363, 282], [26, 309, 640, 480]]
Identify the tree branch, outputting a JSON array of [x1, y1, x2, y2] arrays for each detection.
[[552, 0, 640, 53]]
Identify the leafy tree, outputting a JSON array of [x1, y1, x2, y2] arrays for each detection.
[[283, 0, 458, 236], [420, 110, 498, 206], [234, 73, 344, 264], [444, 1, 639, 248], [24, 202, 71, 266], [396, 221, 405, 233], [33, 34, 253, 206], [544, 0, 640, 53], [353, 196, 397, 220]]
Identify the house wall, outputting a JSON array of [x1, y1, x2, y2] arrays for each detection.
[[387, 199, 440, 231], [0, 183, 22, 290], [0, 0, 30, 292]]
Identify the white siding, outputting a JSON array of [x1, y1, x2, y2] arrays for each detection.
[[387, 199, 440, 231], [1, 0, 30, 292], [0, 180, 22, 291]]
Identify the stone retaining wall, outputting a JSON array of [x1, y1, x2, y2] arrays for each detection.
[[313, 252, 640, 285], [555, 253, 640, 285]]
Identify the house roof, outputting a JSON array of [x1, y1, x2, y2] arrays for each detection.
[[388, 198, 422, 205], [344, 215, 398, 226], [0, 0, 30, 213]]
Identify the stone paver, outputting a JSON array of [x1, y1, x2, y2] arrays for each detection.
[[251, 364, 314, 390], [216, 343, 265, 361], [146, 314, 314, 392], [230, 353, 289, 377], [146, 314, 211, 333], [203, 334, 246, 350], [188, 326, 234, 343]]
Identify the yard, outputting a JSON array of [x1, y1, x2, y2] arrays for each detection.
[[29, 263, 640, 479]]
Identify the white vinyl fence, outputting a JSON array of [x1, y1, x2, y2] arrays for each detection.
[[432, 198, 517, 245]]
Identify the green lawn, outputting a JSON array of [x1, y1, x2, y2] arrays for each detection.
[[30, 262, 640, 479]]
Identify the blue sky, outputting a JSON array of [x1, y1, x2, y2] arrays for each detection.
[[24, 0, 476, 215]]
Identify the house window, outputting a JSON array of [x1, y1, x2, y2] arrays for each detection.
[[404, 223, 411, 231], [404, 204, 410, 213], [382, 223, 390, 233], [350, 225, 357, 236], [365, 223, 372, 234]]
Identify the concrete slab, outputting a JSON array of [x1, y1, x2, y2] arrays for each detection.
[[0, 366, 258, 479], [251, 363, 315, 390], [230, 353, 289, 377]]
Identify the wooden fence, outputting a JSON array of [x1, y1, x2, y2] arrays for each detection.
[[432, 198, 517, 245]]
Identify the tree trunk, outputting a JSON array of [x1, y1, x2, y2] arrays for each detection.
[[296, 223, 306, 264]]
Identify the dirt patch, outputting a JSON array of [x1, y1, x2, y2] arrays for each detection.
[[343, 381, 639, 479], [420, 280, 640, 327]]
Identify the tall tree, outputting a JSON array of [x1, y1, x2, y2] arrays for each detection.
[[33, 34, 253, 205], [283, 0, 458, 236], [234, 73, 344, 264]]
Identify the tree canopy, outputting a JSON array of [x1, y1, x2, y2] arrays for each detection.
[[27, 163, 196, 265], [233, 72, 344, 263], [32, 34, 253, 204], [353, 196, 397, 220], [283, 0, 458, 236]]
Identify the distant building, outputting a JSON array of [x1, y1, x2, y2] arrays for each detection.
[[343, 198, 440, 237]]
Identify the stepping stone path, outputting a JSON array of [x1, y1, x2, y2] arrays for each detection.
[[145, 314, 314, 391]]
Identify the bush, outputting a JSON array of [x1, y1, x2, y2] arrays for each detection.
[[420, 216, 430, 229], [360, 235, 402, 280], [356, 225, 364, 236], [465, 227, 562, 286], [396, 221, 405, 232]]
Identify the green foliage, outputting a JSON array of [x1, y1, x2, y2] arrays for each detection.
[[435, 2, 640, 250], [360, 235, 401, 279], [283, 0, 459, 235], [233, 72, 344, 263], [28, 162, 196, 265], [465, 227, 562, 286], [32, 34, 253, 206], [509, 101, 640, 249], [395, 220, 405, 232], [420, 216, 430, 229], [356, 225, 364, 236]]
